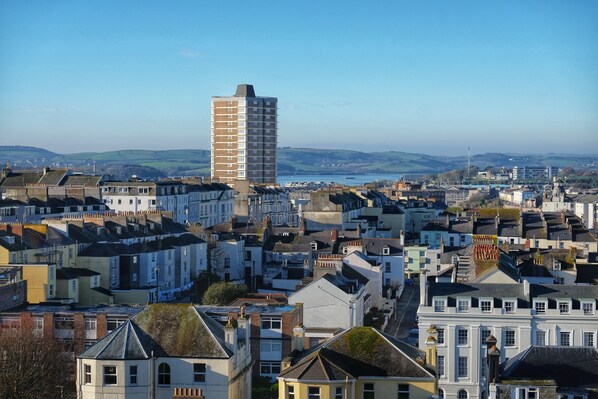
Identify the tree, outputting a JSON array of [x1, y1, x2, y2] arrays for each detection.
[[191, 270, 221, 302], [0, 320, 71, 399], [202, 281, 248, 305]]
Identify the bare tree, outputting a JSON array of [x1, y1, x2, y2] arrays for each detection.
[[0, 320, 71, 399]]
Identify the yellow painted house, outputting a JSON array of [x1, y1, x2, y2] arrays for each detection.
[[278, 327, 437, 399]]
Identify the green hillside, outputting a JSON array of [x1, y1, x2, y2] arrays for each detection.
[[0, 146, 595, 178]]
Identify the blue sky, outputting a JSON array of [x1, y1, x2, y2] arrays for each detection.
[[1, 1, 597, 155]]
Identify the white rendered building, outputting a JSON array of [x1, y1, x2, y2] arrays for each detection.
[[417, 277, 598, 399]]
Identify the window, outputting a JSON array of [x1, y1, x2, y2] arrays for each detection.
[[437, 355, 445, 377], [457, 299, 469, 312], [480, 299, 492, 313], [84, 318, 96, 331], [560, 331, 571, 346], [583, 331, 595, 347], [260, 361, 281, 376], [288, 385, 295, 399], [438, 389, 445, 399], [364, 383, 375, 399], [458, 328, 468, 345], [583, 302, 595, 315], [434, 299, 446, 312], [385, 263, 391, 273], [558, 301, 570, 314], [84, 364, 92, 384], [398, 384, 409, 399], [505, 330, 516, 347], [260, 340, 282, 352], [335, 387, 343, 399], [192, 363, 206, 382], [504, 300, 516, 313], [158, 363, 170, 385], [535, 330, 546, 346], [308, 387, 320, 399], [534, 301, 546, 314], [261, 317, 282, 330], [437, 328, 445, 345], [517, 388, 538, 399], [458, 356, 468, 377], [129, 365, 137, 385], [481, 329, 492, 345], [103, 366, 117, 385], [458, 390, 468, 399]]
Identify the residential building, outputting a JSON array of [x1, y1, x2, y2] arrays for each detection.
[[512, 166, 558, 182], [278, 326, 437, 399], [0, 266, 26, 310], [232, 180, 295, 226], [302, 190, 366, 231], [211, 84, 277, 184], [76, 304, 252, 399], [489, 346, 598, 398], [198, 302, 303, 380], [186, 182, 235, 228], [100, 181, 190, 224], [417, 279, 598, 399], [0, 304, 140, 355], [288, 267, 367, 330]]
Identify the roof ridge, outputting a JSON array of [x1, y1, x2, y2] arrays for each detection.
[[192, 306, 229, 358], [318, 348, 356, 379], [94, 321, 127, 358], [376, 329, 435, 379], [129, 322, 149, 358]]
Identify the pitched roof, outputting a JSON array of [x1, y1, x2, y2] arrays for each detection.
[[80, 304, 232, 360], [501, 346, 598, 388], [279, 326, 434, 380]]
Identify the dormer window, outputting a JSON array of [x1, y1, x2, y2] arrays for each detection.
[[582, 301, 595, 315], [480, 298, 492, 313], [503, 299, 516, 313], [558, 300, 571, 314], [311, 242, 318, 251], [343, 247, 348, 254], [457, 298, 470, 313], [434, 298, 447, 312], [533, 299, 547, 314], [382, 246, 390, 255]]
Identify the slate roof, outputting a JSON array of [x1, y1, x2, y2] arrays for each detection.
[[427, 282, 598, 308], [576, 264, 598, 285], [79, 304, 232, 360], [278, 326, 434, 380], [501, 346, 598, 389]]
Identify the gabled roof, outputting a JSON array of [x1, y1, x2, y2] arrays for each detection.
[[279, 326, 434, 380], [501, 346, 598, 388], [80, 304, 232, 360]]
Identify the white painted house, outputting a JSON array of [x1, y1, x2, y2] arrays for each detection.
[[417, 278, 598, 399], [76, 304, 252, 399]]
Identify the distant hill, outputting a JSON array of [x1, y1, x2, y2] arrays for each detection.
[[0, 146, 596, 179]]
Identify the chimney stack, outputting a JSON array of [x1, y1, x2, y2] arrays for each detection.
[[292, 324, 306, 352], [419, 269, 428, 306]]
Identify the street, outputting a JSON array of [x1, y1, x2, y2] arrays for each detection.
[[385, 283, 420, 339]]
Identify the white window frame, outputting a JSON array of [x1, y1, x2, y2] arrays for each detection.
[[582, 301, 595, 315], [535, 330, 547, 346], [516, 387, 538, 399], [583, 331, 595, 347], [434, 298, 447, 312], [560, 331, 571, 346], [503, 299, 516, 313], [505, 329, 516, 347], [480, 298, 492, 313], [533, 300, 547, 314], [103, 365, 117, 385], [457, 328, 469, 346], [458, 356, 468, 378], [457, 297, 470, 313], [558, 300, 571, 314]]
